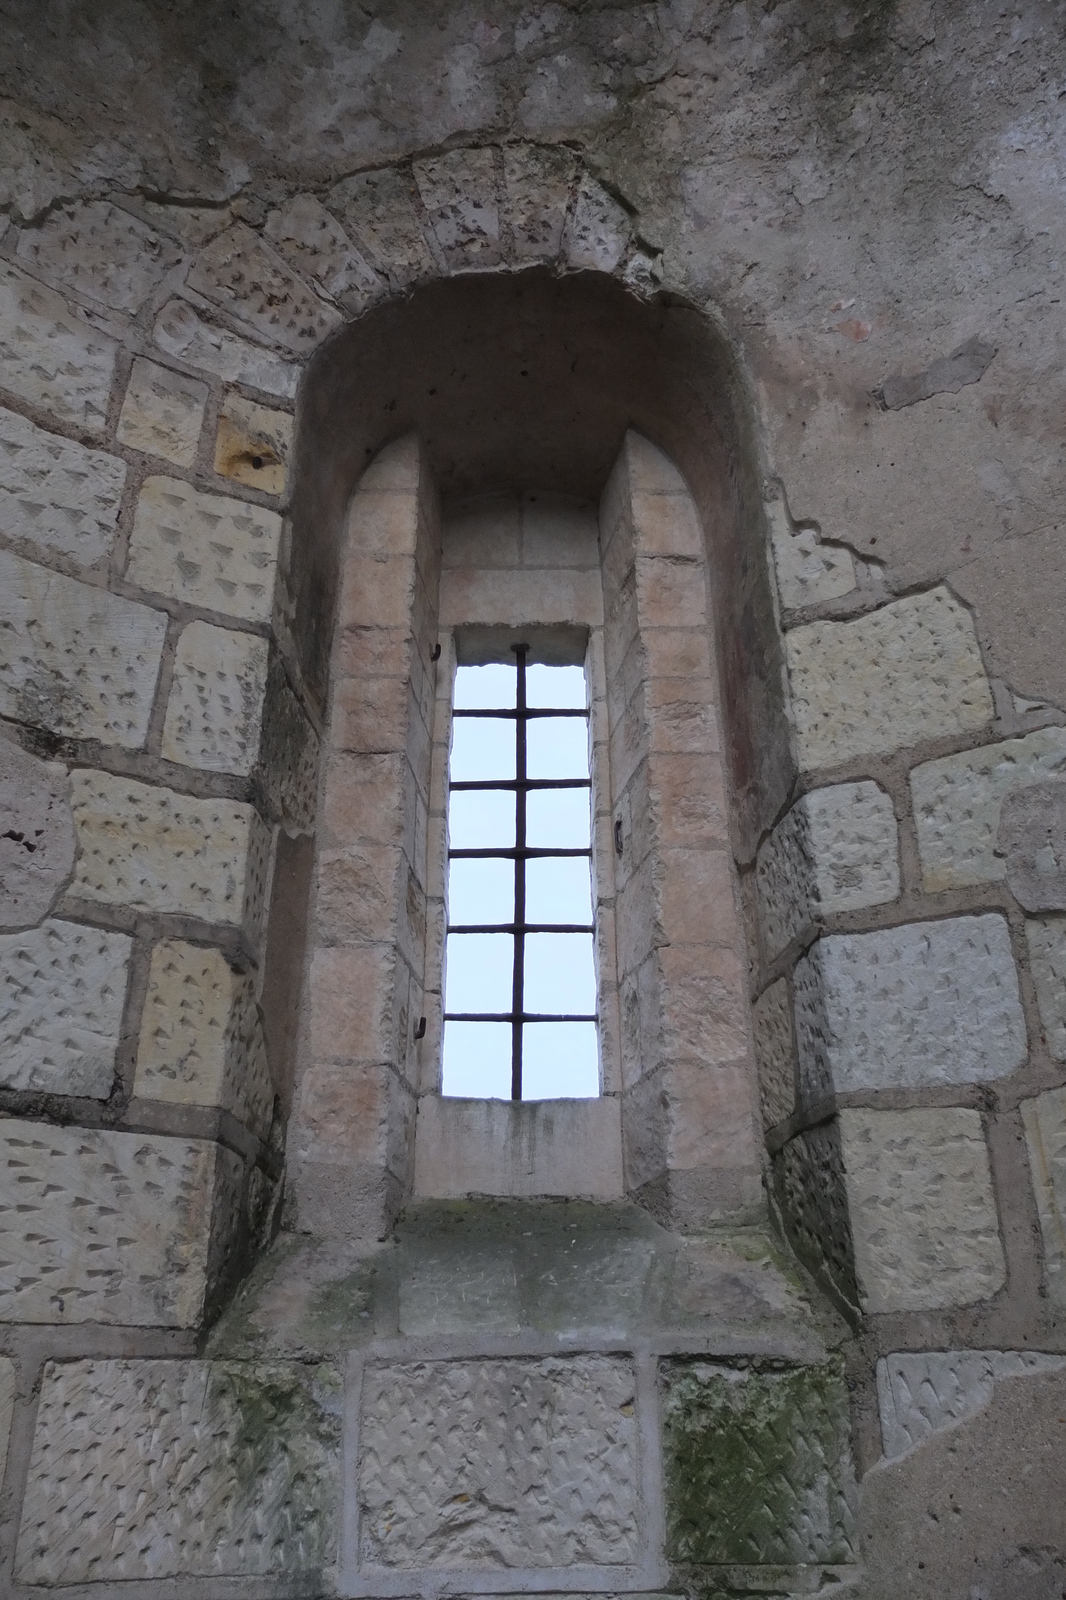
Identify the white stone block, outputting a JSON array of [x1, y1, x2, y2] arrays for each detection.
[[1026, 916, 1066, 1060], [414, 147, 501, 268], [162, 621, 269, 776], [117, 356, 208, 466], [0, 260, 118, 432], [566, 177, 631, 272], [840, 1107, 1006, 1313], [17, 200, 182, 313], [153, 299, 299, 399], [1021, 1086, 1066, 1306], [877, 1349, 1066, 1461], [70, 769, 270, 931], [757, 781, 899, 959], [413, 1095, 624, 1200], [794, 915, 1026, 1097], [0, 740, 75, 930], [785, 588, 993, 772], [186, 222, 342, 355], [126, 475, 282, 623], [769, 501, 856, 611], [16, 1358, 340, 1582], [0, 918, 131, 1097], [135, 939, 273, 1136], [911, 728, 1066, 891], [357, 1355, 639, 1567], [503, 143, 576, 259], [0, 1118, 239, 1324], [0, 405, 126, 567], [263, 193, 382, 311], [0, 549, 167, 747]]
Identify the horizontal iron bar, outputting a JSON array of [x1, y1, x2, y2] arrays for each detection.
[[444, 1013, 599, 1024], [452, 708, 588, 719], [449, 846, 591, 859], [450, 778, 590, 791], [447, 923, 595, 935]]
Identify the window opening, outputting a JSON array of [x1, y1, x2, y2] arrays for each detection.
[[442, 644, 598, 1100]]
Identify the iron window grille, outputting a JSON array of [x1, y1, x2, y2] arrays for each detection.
[[444, 643, 596, 1100]]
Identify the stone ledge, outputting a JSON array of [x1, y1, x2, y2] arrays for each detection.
[[413, 1094, 625, 1200]]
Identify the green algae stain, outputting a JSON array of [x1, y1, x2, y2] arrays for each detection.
[[662, 1358, 856, 1567]]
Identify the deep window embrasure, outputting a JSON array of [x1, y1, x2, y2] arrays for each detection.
[[441, 646, 599, 1100]]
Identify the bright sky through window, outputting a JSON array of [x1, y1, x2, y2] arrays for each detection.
[[442, 651, 598, 1100]]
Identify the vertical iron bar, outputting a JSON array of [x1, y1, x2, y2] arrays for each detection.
[[511, 644, 528, 1100]]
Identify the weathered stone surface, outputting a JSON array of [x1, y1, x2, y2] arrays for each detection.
[[503, 143, 576, 259], [135, 939, 273, 1137], [877, 1349, 1066, 1461], [126, 475, 282, 623], [153, 299, 299, 399], [772, 1121, 859, 1310], [0, 260, 118, 432], [911, 728, 1066, 891], [1020, 1086, 1066, 1307], [70, 768, 270, 931], [1026, 916, 1066, 1061], [769, 501, 856, 611], [414, 147, 502, 268], [0, 740, 75, 929], [263, 192, 382, 312], [880, 336, 997, 411], [162, 620, 269, 776], [566, 176, 631, 271], [793, 915, 1026, 1098], [999, 780, 1066, 911], [0, 404, 126, 567], [213, 392, 293, 496], [752, 977, 795, 1129], [357, 1355, 639, 1568], [328, 166, 435, 286], [756, 781, 899, 959], [0, 549, 166, 746], [0, 1118, 238, 1323], [254, 650, 320, 829], [0, 1357, 13, 1486], [117, 356, 207, 466], [414, 1096, 624, 1200], [0, 918, 131, 1097], [16, 1358, 341, 1582], [662, 1358, 855, 1565], [187, 222, 342, 355], [17, 199, 182, 312], [840, 1107, 1005, 1313], [785, 588, 993, 772]]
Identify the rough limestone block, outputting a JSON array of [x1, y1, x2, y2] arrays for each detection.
[[328, 167, 435, 286], [70, 769, 270, 932], [772, 1122, 859, 1309], [1025, 917, 1066, 1060], [16, 1358, 341, 1582], [0, 1358, 13, 1486], [0, 260, 118, 432], [186, 222, 342, 355], [769, 502, 856, 610], [785, 588, 993, 771], [358, 1356, 639, 1567], [661, 1358, 856, 1564], [752, 977, 795, 1129], [17, 200, 182, 312], [126, 475, 282, 623], [263, 193, 382, 312], [153, 299, 299, 399], [1021, 1086, 1066, 1306], [162, 621, 269, 776], [911, 728, 1066, 891], [794, 915, 1027, 1098], [0, 405, 126, 568], [135, 939, 273, 1136], [0, 1118, 240, 1324], [213, 392, 293, 497], [877, 1349, 1066, 1461], [0, 918, 131, 1097], [255, 651, 320, 829], [0, 549, 167, 747], [757, 781, 899, 959], [0, 741, 75, 929], [839, 1107, 1006, 1313], [117, 356, 208, 466], [566, 176, 632, 271], [503, 143, 576, 259], [999, 780, 1066, 911], [414, 147, 502, 268]]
